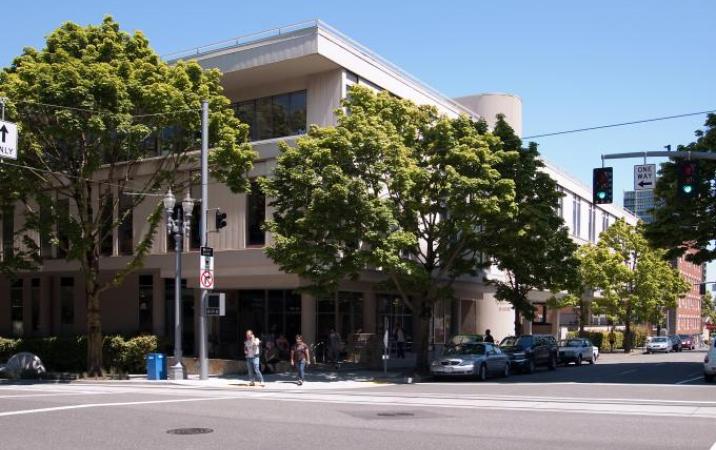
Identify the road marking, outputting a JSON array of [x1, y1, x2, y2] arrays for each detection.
[[618, 369, 638, 375], [675, 375, 704, 385]]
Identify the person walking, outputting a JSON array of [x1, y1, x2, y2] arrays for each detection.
[[484, 329, 495, 343], [244, 330, 264, 387], [291, 335, 311, 386], [394, 324, 406, 359]]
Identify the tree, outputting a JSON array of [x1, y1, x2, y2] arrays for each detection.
[[646, 114, 716, 264], [262, 86, 517, 371], [579, 219, 689, 352], [483, 116, 579, 335], [0, 18, 254, 375], [702, 291, 716, 326]]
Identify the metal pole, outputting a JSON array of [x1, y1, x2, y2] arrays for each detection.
[[169, 222, 184, 380], [199, 100, 209, 380]]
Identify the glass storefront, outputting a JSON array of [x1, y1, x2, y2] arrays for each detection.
[[315, 291, 364, 344]]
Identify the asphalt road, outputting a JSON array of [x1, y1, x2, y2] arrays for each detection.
[[0, 350, 714, 450]]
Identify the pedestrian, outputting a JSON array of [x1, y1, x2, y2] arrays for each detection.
[[609, 329, 616, 353], [291, 334, 311, 386], [328, 328, 342, 365], [244, 330, 264, 387], [484, 329, 495, 344], [394, 324, 406, 359]]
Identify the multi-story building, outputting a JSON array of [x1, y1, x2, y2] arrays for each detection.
[[0, 20, 638, 359], [624, 190, 656, 224]]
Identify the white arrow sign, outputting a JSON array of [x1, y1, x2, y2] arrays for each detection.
[[0, 120, 18, 160], [634, 164, 656, 191]]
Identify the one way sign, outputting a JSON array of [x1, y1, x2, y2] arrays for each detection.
[[0, 120, 18, 160], [634, 164, 656, 191]]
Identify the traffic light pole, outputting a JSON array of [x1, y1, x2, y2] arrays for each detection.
[[199, 100, 209, 381], [601, 150, 716, 162]]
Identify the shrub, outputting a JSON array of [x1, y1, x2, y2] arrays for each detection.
[[104, 335, 158, 373], [0, 337, 20, 362]]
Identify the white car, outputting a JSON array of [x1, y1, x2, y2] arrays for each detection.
[[705, 340, 716, 382], [646, 336, 671, 353], [558, 338, 596, 365]]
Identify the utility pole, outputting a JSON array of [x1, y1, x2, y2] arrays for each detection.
[[199, 100, 209, 380]]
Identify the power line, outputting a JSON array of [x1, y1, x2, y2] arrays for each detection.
[[523, 109, 716, 140]]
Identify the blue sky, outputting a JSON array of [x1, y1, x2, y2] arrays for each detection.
[[2, 2, 714, 236]]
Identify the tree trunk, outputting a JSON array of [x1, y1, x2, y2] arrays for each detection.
[[514, 310, 522, 337], [623, 319, 632, 353], [86, 290, 103, 377], [412, 314, 431, 374]]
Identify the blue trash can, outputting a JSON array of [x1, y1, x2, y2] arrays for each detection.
[[146, 353, 166, 380]]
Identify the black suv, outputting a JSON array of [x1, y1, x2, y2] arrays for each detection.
[[499, 334, 559, 373]]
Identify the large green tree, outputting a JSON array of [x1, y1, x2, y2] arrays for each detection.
[[262, 86, 517, 370], [579, 219, 689, 352], [646, 114, 716, 263], [0, 18, 254, 375], [483, 116, 579, 335]]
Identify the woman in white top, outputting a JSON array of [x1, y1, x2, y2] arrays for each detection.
[[244, 330, 264, 386]]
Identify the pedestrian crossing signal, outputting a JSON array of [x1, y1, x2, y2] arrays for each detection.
[[676, 161, 698, 199], [593, 167, 613, 204]]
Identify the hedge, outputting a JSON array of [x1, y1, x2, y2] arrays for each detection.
[[0, 335, 158, 374], [567, 327, 650, 351]]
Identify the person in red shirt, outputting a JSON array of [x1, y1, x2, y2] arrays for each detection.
[[290, 335, 311, 386]]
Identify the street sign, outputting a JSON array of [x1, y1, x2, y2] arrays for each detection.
[[0, 120, 18, 160], [199, 246, 214, 289], [634, 164, 656, 191], [206, 292, 226, 316]]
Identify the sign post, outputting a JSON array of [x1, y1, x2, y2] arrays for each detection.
[[633, 164, 656, 191]]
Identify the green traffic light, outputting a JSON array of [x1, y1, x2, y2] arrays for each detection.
[[597, 191, 606, 200], [683, 185, 693, 194]]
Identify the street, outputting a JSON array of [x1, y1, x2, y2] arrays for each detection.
[[1, 350, 715, 450]]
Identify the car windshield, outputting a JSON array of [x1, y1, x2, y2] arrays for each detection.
[[444, 344, 486, 356], [652, 337, 668, 343], [559, 339, 584, 347]]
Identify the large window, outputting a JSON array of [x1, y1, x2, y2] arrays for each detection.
[[246, 181, 265, 246], [99, 193, 114, 256], [315, 292, 364, 343], [2, 205, 14, 260], [118, 195, 133, 255], [60, 277, 74, 326], [40, 205, 53, 258], [572, 195, 581, 237], [138, 275, 153, 333], [31, 278, 41, 332], [56, 198, 70, 259], [233, 90, 307, 141], [10, 279, 23, 336], [588, 205, 596, 242]]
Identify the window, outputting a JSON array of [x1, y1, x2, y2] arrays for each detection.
[[557, 187, 564, 219], [138, 275, 153, 333], [40, 205, 53, 258], [232, 90, 307, 141], [588, 205, 596, 242], [60, 277, 74, 326], [31, 278, 41, 332], [246, 181, 265, 246], [99, 193, 114, 256], [10, 279, 23, 336], [602, 214, 609, 234], [572, 195, 581, 237], [56, 198, 70, 258], [118, 195, 133, 255], [2, 205, 14, 260], [533, 303, 547, 324]]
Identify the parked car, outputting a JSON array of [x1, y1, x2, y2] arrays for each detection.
[[668, 335, 683, 352], [558, 338, 596, 365], [431, 342, 510, 381], [499, 334, 558, 373], [646, 336, 672, 353], [679, 334, 696, 350], [704, 340, 716, 382]]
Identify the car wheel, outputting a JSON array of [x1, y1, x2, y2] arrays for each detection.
[[502, 363, 510, 378], [548, 355, 557, 371], [576, 354, 582, 366], [477, 364, 487, 381], [526, 359, 536, 374]]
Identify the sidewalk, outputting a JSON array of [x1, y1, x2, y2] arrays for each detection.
[[75, 366, 410, 391]]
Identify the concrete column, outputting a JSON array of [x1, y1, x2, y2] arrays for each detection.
[[522, 318, 533, 335], [363, 291, 376, 333], [301, 292, 316, 345]]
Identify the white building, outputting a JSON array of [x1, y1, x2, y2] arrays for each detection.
[[0, 20, 637, 359]]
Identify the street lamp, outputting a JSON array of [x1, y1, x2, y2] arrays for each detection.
[[164, 189, 194, 380]]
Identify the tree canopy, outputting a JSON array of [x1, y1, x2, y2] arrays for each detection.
[[262, 85, 517, 369], [483, 116, 579, 334], [0, 17, 254, 374], [646, 113, 716, 264]]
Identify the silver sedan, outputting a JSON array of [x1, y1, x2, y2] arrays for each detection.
[[430, 342, 510, 381]]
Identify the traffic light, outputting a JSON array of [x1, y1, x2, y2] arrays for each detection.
[[593, 167, 613, 204], [699, 283, 706, 296], [215, 209, 227, 230], [676, 160, 699, 199]]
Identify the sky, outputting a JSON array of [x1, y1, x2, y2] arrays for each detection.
[[2, 1, 715, 272]]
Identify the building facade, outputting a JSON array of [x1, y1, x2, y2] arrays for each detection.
[[624, 190, 656, 224], [0, 20, 638, 359]]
